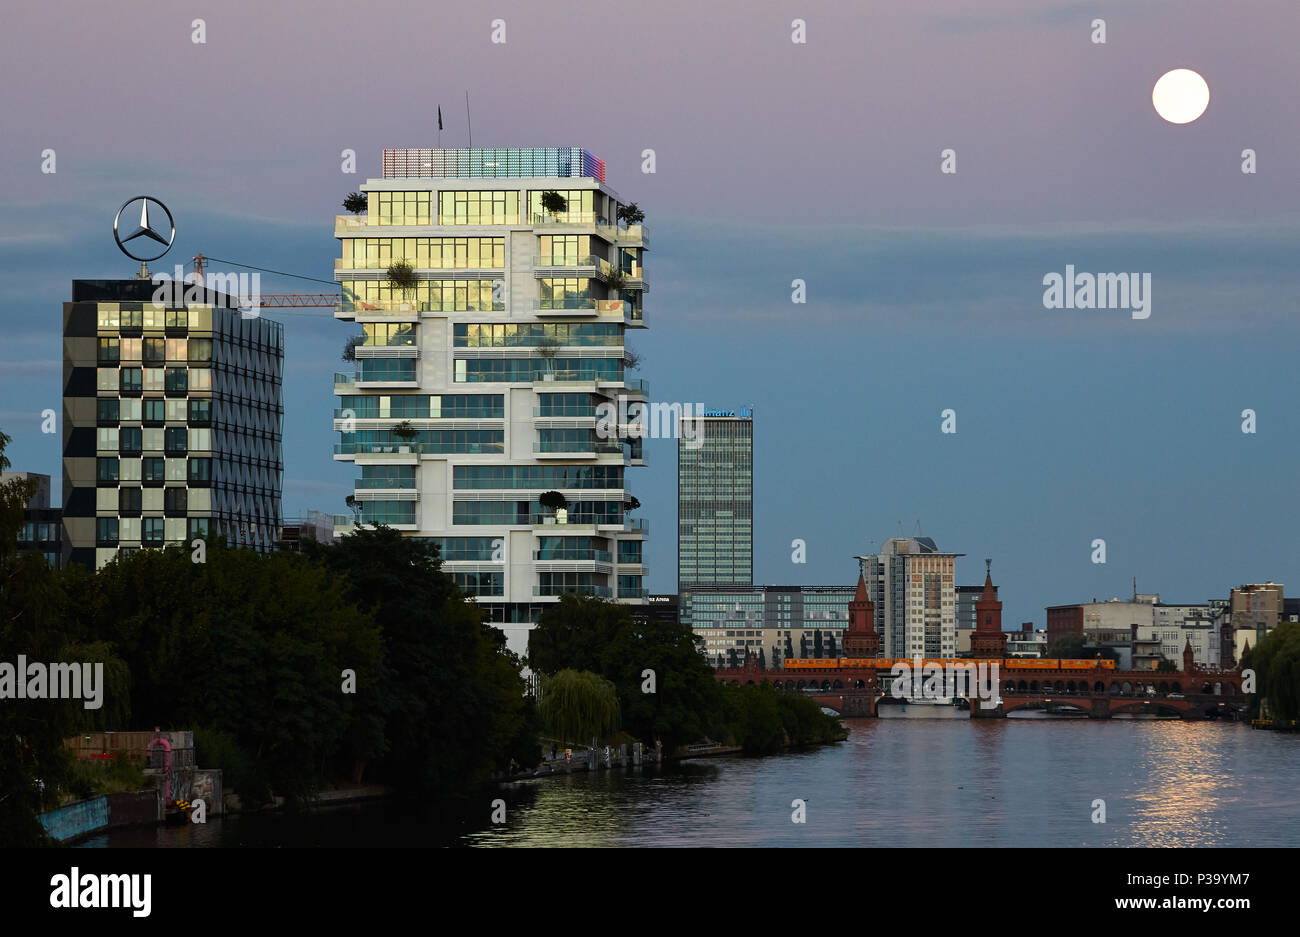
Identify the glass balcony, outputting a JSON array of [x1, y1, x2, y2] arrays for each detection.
[[530, 212, 604, 226], [334, 442, 500, 455], [534, 549, 613, 563], [533, 585, 613, 598], [534, 441, 622, 454], [618, 587, 649, 599], [533, 406, 598, 417], [334, 215, 372, 234]]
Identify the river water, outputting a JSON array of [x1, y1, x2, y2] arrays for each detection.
[[78, 712, 1299, 848]]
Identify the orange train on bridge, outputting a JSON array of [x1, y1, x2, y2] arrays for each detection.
[[781, 658, 1117, 671]]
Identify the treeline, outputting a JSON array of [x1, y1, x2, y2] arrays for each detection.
[[1243, 622, 1300, 721], [1, 439, 538, 846], [530, 594, 844, 755]]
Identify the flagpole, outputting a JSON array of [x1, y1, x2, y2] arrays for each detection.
[[466, 90, 472, 149]]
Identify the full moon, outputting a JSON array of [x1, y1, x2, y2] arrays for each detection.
[[1152, 68, 1210, 124]]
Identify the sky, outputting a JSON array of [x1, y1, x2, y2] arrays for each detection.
[[1, 0, 1297, 629]]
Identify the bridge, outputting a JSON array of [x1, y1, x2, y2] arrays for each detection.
[[713, 655, 1248, 720]]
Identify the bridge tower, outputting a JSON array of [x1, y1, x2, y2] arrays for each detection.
[[842, 572, 880, 657], [970, 559, 1007, 658], [1183, 637, 1195, 674]]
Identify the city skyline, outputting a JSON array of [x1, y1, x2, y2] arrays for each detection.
[[2, 1, 1299, 634]]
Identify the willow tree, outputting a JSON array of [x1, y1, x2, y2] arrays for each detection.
[[538, 669, 619, 749]]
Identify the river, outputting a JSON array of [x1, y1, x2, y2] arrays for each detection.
[[78, 712, 1299, 848]]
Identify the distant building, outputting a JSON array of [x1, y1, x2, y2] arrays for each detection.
[[2, 471, 62, 568], [276, 510, 336, 550], [1228, 582, 1283, 665], [855, 537, 963, 658], [682, 583, 853, 667], [677, 411, 753, 590], [1006, 623, 1047, 658], [955, 583, 993, 656], [635, 593, 679, 625]]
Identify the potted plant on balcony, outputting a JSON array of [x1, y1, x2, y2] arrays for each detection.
[[539, 490, 568, 525], [342, 192, 368, 214], [392, 420, 418, 453], [616, 202, 644, 227], [386, 259, 418, 310], [344, 494, 362, 526], [341, 333, 365, 361], [622, 344, 641, 371], [536, 336, 561, 380], [540, 190, 567, 221], [602, 266, 627, 307]]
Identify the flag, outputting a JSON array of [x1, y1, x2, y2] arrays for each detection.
[[437, 106, 443, 130]]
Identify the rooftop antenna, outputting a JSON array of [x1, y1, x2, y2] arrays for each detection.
[[1133, 576, 1137, 601], [465, 90, 473, 148]]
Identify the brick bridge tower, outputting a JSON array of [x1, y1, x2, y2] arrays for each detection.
[[970, 558, 1007, 658], [842, 571, 880, 657]]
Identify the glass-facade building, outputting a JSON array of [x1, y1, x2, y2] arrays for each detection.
[[677, 413, 753, 590], [682, 584, 854, 666], [332, 147, 648, 655], [62, 280, 283, 569]]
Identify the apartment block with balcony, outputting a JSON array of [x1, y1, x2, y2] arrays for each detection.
[[332, 147, 648, 654]]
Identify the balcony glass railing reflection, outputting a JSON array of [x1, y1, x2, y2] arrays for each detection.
[[534, 549, 613, 563], [335, 441, 502, 455], [533, 406, 598, 417], [534, 440, 622, 454], [533, 585, 612, 598]]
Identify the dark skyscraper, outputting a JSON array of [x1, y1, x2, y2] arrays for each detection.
[[677, 410, 752, 590]]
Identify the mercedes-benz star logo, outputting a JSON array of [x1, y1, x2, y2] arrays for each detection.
[[113, 196, 176, 262]]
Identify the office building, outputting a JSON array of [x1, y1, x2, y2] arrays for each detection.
[[677, 410, 753, 590], [3, 471, 62, 568], [63, 279, 283, 569], [332, 147, 649, 655], [682, 583, 854, 666], [855, 537, 963, 658]]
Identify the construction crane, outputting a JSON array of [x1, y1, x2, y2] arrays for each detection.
[[191, 253, 345, 309]]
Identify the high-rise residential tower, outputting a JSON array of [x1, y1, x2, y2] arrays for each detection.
[[677, 410, 753, 591], [855, 537, 963, 658], [332, 147, 649, 655], [63, 279, 283, 569]]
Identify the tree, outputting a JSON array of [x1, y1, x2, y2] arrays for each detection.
[[391, 420, 418, 442], [814, 631, 824, 657], [1243, 622, 1300, 722], [342, 192, 367, 214], [757, 647, 766, 669], [617, 202, 644, 226], [342, 333, 365, 361], [800, 635, 809, 659], [1046, 633, 1118, 662], [826, 634, 838, 659], [386, 259, 418, 302], [540, 190, 567, 218], [622, 345, 642, 371], [1156, 658, 1177, 672], [623, 495, 641, 513], [538, 490, 568, 517], [538, 669, 620, 748], [535, 335, 561, 376], [727, 648, 739, 669]]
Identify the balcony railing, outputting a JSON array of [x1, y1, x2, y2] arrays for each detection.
[[335, 442, 501, 455], [618, 588, 649, 599], [530, 514, 619, 527], [532, 298, 628, 313], [530, 212, 607, 226], [534, 550, 613, 563], [533, 406, 598, 417], [336, 299, 504, 315], [534, 441, 622, 454], [533, 585, 613, 598], [334, 408, 502, 420], [531, 254, 609, 273]]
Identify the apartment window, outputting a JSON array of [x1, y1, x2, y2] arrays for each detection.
[[188, 458, 212, 483], [375, 190, 431, 225], [164, 368, 188, 392], [119, 487, 142, 514], [164, 488, 188, 513], [187, 518, 211, 540], [96, 458, 119, 483], [97, 338, 120, 364], [188, 399, 211, 424], [120, 368, 143, 393], [97, 398, 120, 423], [437, 190, 518, 225], [143, 457, 165, 483], [142, 517, 165, 544], [143, 338, 165, 364], [164, 427, 188, 455], [96, 518, 119, 546], [119, 427, 142, 455], [143, 399, 165, 423], [188, 338, 213, 363]]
